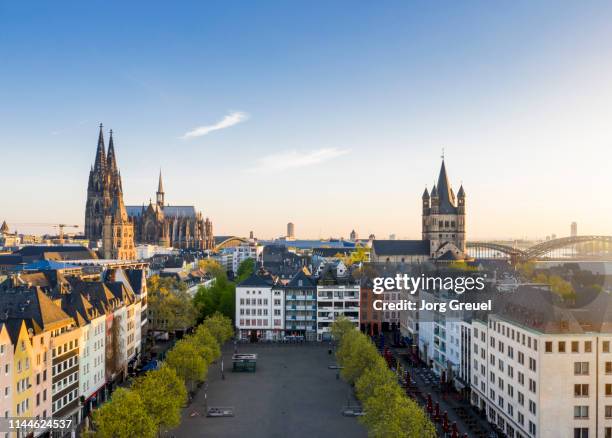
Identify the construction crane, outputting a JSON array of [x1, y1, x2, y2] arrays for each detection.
[[10, 223, 81, 245], [54, 224, 80, 245]]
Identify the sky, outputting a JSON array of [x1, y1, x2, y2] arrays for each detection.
[[1, 1, 612, 240]]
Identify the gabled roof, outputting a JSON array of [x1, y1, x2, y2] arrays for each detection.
[[0, 287, 74, 334], [286, 268, 316, 289], [237, 271, 275, 288], [372, 240, 430, 256]]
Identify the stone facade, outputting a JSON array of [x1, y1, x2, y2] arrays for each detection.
[[84, 125, 136, 260]]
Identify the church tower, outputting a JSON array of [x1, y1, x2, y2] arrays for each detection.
[[421, 159, 466, 258], [85, 124, 112, 243], [101, 131, 136, 260]]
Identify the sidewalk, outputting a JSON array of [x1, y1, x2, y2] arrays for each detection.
[[393, 349, 495, 438]]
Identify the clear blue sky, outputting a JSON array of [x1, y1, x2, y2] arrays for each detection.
[[1, 1, 611, 240]]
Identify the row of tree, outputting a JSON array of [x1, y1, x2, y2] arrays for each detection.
[[91, 313, 234, 438], [331, 318, 436, 438]]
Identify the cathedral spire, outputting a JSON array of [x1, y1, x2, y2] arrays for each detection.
[[107, 129, 118, 175], [94, 123, 106, 172], [156, 169, 165, 208], [158, 169, 164, 193]]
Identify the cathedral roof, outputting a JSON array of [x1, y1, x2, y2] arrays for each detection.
[[126, 205, 197, 218]]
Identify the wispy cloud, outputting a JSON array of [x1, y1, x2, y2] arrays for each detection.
[[181, 111, 249, 139], [249, 148, 350, 172]]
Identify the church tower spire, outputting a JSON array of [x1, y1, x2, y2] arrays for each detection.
[[107, 129, 118, 175], [94, 123, 106, 172], [156, 169, 165, 208]]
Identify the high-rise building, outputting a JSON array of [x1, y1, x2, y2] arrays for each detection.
[[571, 222, 578, 237], [287, 222, 295, 239]]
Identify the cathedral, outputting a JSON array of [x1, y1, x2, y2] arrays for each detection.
[[422, 159, 466, 259], [84, 125, 136, 260], [125, 172, 214, 250], [85, 126, 214, 253]]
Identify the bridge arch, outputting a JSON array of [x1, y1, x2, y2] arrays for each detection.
[[214, 236, 249, 251]]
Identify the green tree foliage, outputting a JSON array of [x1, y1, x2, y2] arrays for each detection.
[[198, 259, 227, 278], [202, 312, 234, 344], [193, 272, 236, 322], [165, 339, 208, 391], [236, 258, 255, 283], [147, 275, 196, 332], [191, 325, 222, 364], [337, 331, 380, 384], [354, 358, 397, 401], [330, 315, 356, 343], [361, 384, 436, 438], [92, 388, 156, 438], [132, 365, 187, 433], [330, 319, 436, 438]]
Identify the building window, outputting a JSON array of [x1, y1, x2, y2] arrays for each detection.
[[585, 341, 592, 353], [575, 362, 590, 376], [559, 341, 566, 353], [575, 384, 589, 397], [604, 341, 610, 353], [572, 341, 580, 353], [574, 406, 589, 418], [574, 427, 589, 438], [606, 362, 612, 374], [605, 405, 612, 418]]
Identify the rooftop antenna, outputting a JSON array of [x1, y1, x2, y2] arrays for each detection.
[[441, 148, 445, 161]]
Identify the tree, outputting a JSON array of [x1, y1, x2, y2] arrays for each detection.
[[93, 388, 156, 438], [148, 287, 197, 332], [236, 258, 255, 283], [165, 339, 208, 391], [330, 316, 356, 343], [132, 365, 187, 434], [194, 273, 236, 321], [354, 357, 397, 401], [337, 331, 380, 384], [361, 385, 436, 438], [191, 325, 221, 363], [198, 259, 227, 278], [202, 312, 234, 344]]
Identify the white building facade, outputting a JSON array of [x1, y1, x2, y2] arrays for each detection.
[[471, 315, 612, 438], [235, 272, 284, 340]]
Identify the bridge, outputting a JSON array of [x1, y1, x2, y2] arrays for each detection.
[[467, 235, 612, 263]]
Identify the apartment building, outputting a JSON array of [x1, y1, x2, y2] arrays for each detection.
[[0, 324, 13, 422], [316, 265, 360, 341], [283, 268, 317, 340], [470, 287, 612, 438], [235, 269, 284, 340]]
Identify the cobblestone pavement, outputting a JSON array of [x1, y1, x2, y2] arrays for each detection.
[[171, 343, 367, 438]]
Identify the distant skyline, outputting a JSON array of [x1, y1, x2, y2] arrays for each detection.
[[1, 1, 611, 240]]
